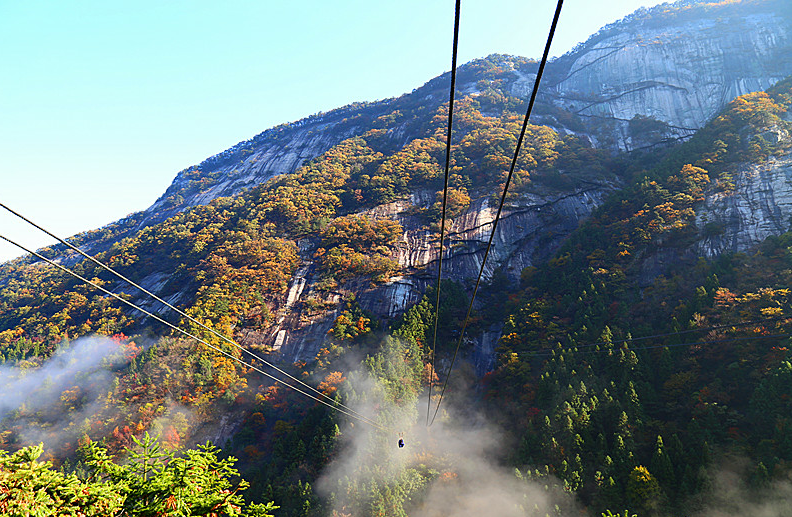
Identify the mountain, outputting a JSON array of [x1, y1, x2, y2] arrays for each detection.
[[48, 0, 792, 365], [3, 1, 792, 515], [83, 0, 792, 240]]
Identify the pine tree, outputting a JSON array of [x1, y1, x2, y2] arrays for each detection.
[[650, 435, 675, 491], [626, 466, 661, 516]]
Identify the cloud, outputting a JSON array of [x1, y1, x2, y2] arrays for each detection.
[[316, 368, 576, 516], [0, 335, 128, 450], [694, 459, 792, 517]]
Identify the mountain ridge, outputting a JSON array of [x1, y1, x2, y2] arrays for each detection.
[[58, 0, 792, 251]]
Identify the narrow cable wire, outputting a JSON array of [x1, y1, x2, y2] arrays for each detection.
[[0, 201, 374, 425], [523, 328, 792, 359], [545, 313, 792, 353], [427, 0, 462, 427], [429, 0, 564, 426], [0, 234, 389, 432]]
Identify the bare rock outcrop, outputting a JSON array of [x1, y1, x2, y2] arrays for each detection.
[[548, 7, 792, 150], [696, 152, 792, 257]]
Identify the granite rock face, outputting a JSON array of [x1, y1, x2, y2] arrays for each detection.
[[277, 178, 621, 362], [695, 152, 792, 257], [144, 102, 404, 226], [547, 6, 792, 150]]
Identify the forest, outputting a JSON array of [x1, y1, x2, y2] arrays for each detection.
[[4, 9, 792, 514]]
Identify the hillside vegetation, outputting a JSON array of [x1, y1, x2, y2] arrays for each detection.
[[3, 3, 792, 515]]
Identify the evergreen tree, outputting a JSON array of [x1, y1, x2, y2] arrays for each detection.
[[0, 435, 278, 516], [650, 436, 675, 491]]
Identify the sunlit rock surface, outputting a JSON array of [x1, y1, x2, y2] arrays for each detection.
[[696, 152, 792, 256], [549, 9, 792, 150]]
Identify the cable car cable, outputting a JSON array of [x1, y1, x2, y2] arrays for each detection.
[[0, 233, 389, 432], [429, 0, 564, 426], [0, 201, 375, 426], [427, 0, 462, 427]]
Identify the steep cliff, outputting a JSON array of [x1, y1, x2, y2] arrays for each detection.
[[272, 177, 620, 362], [696, 151, 792, 257], [634, 78, 792, 279], [143, 102, 405, 226], [547, 0, 792, 150]]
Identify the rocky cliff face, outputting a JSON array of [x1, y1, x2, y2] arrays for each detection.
[[384, 184, 616, 283], [696, 150, 792, 257], [546, 2, 792, 150], [271, 177, 620, 362], [144, 102, 407, 226]]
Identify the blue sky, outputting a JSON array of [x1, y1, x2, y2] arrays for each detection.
[[0, 0, 665, 262]]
